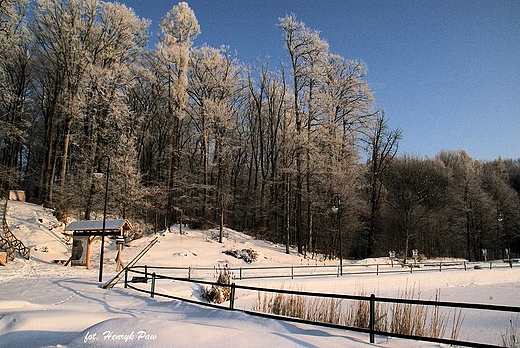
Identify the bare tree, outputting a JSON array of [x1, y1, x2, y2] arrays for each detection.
[[279, 14, 328, 254], [363, 111, 401, 257], [383, 156, 449, 260], [0, 0, 30, 196]]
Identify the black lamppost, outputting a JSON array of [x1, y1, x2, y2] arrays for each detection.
[[95, 155, 110, 282], [332, 195, 342, 276], [498, 211, 511, 261]]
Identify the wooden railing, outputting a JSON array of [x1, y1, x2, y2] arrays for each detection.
[[124, 266, 520, 347], [1, 199, 30, 260]]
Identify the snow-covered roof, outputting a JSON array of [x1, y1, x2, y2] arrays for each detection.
[[64, 219, 132, 236]]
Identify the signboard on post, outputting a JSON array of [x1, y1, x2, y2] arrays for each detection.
[[71, 236, 89, 267], [412, 249, 419, 264], [389, 251, 395, 267]]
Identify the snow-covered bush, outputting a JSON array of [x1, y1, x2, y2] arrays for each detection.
[[201, 265, 232, 304], [223, 248, 258, 263]]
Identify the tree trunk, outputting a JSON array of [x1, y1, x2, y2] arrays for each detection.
[[58, 115, 74, 200], [166, 114, 180, 229]]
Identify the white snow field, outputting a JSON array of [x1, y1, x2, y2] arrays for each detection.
[[1, 200, 519, 347]]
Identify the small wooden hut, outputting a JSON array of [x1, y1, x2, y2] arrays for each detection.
[[64, 219, 132, 270]]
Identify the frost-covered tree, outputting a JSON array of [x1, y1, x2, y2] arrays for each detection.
[[0, 0, 16, 51], [0, 0, 30, 196], [30, 0, 148, 209], [32, 0, 102, 203], [279, 14, 329, 254], [78, 1, 148, 219], [3, 1, 519, 259], [243, 62, 292, 238], [309, 53, 376, 256], [156, 1, 200, 229], [186, 45, 244, 239]]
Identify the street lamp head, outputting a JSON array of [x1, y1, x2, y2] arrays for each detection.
[[332, 195, 341, 213], [331, 194, 343, 276], [96, 154, 110, 174]]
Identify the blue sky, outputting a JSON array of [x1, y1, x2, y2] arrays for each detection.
[[117, 0, 519, 161]]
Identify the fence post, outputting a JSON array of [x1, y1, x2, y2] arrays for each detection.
[[376, 264, 379, 276], [124, 268, 128, 288], [188, 267, 191, 280], [145, 265, 148, 280], [369, 294, 375, 344], [151, 272, 156, 298], [291, 266, 294, 279], [464, 261, 467, 271], [239, 267, 242, 280], [439, 262, 442, 272], [229, 283, 236, 310]]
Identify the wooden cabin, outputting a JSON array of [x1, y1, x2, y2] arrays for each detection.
[[64, 219, 132, 270]]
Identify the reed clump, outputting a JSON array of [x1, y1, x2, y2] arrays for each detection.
[[251, 285, 343, 324], [252, 284, 465, 341], [501, 316, 519, 348]]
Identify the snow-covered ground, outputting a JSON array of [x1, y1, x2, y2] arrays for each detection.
[[1, 200, 519, 347]]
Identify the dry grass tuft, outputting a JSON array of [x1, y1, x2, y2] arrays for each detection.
[[501, 316, 519, 347], [251, 285, 343, 325], [252, 284, 465, 341], [201, 265, 232, 304]]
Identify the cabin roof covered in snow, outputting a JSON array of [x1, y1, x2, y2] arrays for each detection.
[[64, 219, 132, 236]]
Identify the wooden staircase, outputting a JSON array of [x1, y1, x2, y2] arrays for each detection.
[[0, 199, 31, 263]]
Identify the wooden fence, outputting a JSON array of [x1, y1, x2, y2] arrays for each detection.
[[122, 265, 520, 347]]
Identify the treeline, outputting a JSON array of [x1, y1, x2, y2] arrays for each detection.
[[1, 0, 518, 260]]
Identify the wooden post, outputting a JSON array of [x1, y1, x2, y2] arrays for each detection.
[[116, 244, 123, 272], [369, 294, 375, 343], [86, 237, 93, 269], [229, 283, 236, 310], [151, 273, 156, 298]]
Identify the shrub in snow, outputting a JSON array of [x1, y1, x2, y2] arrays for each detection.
[[131, 230, 144, 240], [223, 249, 258, 263], [53, 204, 72, 224], [201, 265, 232, 304]]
